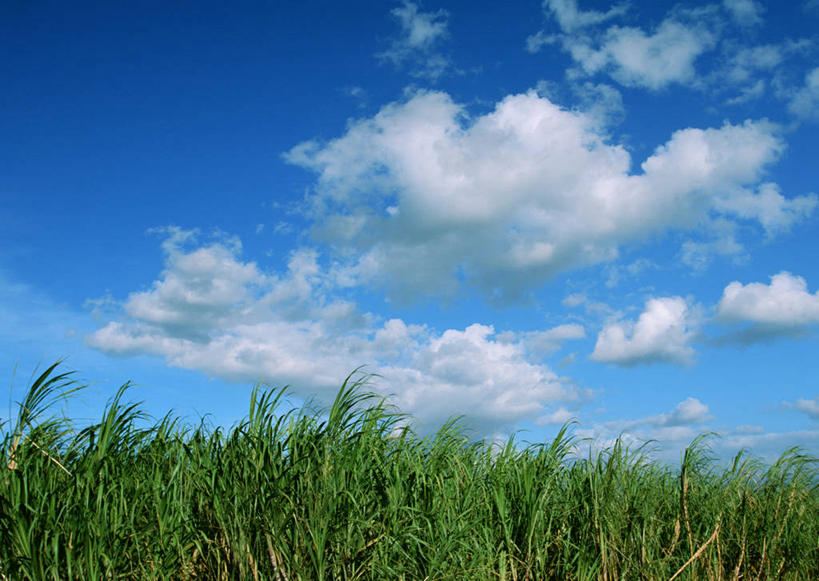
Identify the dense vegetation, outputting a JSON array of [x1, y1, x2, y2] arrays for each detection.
[[1, 362, 817, 580]]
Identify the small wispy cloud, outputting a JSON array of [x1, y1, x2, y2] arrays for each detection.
[[723, 0, 765, 28], [540, 0, 627, 34], [784, 397, 819, 420], [377, 1, 452, 81], [788, 67, 819, 121]]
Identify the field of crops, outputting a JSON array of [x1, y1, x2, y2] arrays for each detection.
[[2, 361, 817, 580]]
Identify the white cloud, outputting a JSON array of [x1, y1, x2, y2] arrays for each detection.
[[382, 323, 585, 432], [593, 19, 717, 89], [568, 81, 625, 126], [679, 219, 745, 271], [716, 272, 819, 341], [604, 258, 655, 288], [723, 0, 764, 27], [591, 297, 697, 366], [725, 45, 785, 85], [578, 402, 819, 463], [712, 182, 817, 236], [573, 397, 714, 461], [378, 1, 451, 80], [714, 429, 819, 461], [718, 40, 812, 105], [788, 67, 819, 121], [511, 323, 586, 357], [535, 2, 719, 91], [633, 397, 713, 428], [287, 90, 796, 303], [535, 406, 575, 426], [87, 231, 583, 435], [725, 79, 766, 105], [525, 31, 557, 54], [541, 0, 627, 33], [784, 397, 819, 420], [562, 293, 587, 308], [666, 397, 713, 426]]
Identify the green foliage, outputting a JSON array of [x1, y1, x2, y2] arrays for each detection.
[[2, 362, 818, 580]]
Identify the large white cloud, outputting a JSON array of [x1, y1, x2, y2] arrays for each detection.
[[591, 297, 698, 366], [87, 230, 582, 435], [716, 272, 819, 341], [287, 90, 808, 304]]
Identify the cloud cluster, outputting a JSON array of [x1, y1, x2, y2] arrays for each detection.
[[574, 397, 714, 460], [529, 0, 818, 115], [287, 89, 810, 304], [577, 396, 819, 462], [87, 230, 583, 434], [529, 0, 719, 90], [587, 269, 819, 363]]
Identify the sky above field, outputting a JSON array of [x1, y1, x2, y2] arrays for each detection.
[[2, 0, 819, 460]]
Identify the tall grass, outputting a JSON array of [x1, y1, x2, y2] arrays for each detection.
[[1, 361, 817, 580]]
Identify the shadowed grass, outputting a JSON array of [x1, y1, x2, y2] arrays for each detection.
[[1, 361, 817, 580]]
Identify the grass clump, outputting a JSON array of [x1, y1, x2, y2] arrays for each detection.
[[1, 361, 817, 580]]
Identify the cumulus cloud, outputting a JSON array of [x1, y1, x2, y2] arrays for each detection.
[[723, 0, 764, 27], [715, 272, 819, 342], [666, 397, 713, 426], [287, 89, 800, 303], [87, 230, 583, 435], [591, 297, 698, 366], [788, 67, 819, 121], [378, 1, 452, 80], [381, 323, 586, 432]]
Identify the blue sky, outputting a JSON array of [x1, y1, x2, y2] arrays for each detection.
[[3, 0, 819, 460]]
